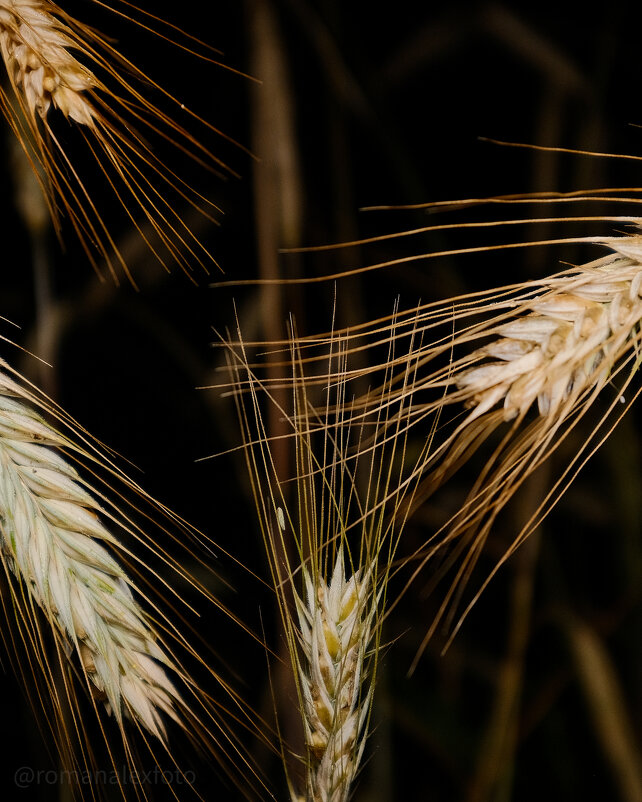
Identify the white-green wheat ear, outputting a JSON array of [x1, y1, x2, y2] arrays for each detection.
[[294, 549, 375, 802], [0, 371, 180, 739], [225, 318, 425, 802]]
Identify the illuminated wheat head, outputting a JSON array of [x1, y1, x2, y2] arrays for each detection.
[[0, 356, 265, 798], [226, 317, 427, 802], [401, 237, 642, 645], [0, 0, 236, 284]]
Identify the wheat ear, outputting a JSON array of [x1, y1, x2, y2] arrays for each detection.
[[295, 550, 374, 802], [225, 314, 426, 801], [0, 0, 96, 124], [453, 241, 642, 423], [0, 0, 230, 283], [403, 244, 642, 643], [0, 370, 180, 740]]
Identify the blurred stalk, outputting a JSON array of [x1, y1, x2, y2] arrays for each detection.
[[8, 109, 57, 396], [248, 0, 306, 789], [565, 615, 642, 802], [465, 472, 544, 802]]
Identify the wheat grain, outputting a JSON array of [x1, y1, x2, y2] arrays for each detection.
[[0, 371, 180, 740]]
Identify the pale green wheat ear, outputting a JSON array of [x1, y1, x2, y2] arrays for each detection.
[[224, 316, 427, 802], [0, 382, 179, 739], [0, 0, 240, 284], [0, 356, 268, 799]]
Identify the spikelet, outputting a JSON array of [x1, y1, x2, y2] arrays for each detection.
[[0, 0, 231, 284], [295, 551, 374, 802], [0, 367, 180, 739]]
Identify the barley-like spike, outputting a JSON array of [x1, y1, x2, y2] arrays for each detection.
[[0, 374, 180, 740], [226, 317, 426, 802]]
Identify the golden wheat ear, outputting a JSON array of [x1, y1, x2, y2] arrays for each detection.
[[0, 0, 241, 285], [277, 222, 642, 654], [0, 355, 269, 799], [234, 159, 642, 653], [397, 236, 642, 649]]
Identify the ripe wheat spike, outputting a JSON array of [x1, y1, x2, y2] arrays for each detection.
[[0, 393, 181, 739], [0, 0, 236, 285], [453, 239, 642, 423]]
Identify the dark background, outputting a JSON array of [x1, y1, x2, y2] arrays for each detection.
[[2, 1, 642, 800]]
